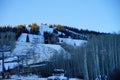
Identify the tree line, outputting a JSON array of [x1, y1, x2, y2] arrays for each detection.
[[49, 33, 120, 80], [0, 24, 107, 42], [54, 25, 107, 40], [0, 23, 39, 40]]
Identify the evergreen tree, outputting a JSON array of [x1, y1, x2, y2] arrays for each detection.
[[26, 34, 30, 42]]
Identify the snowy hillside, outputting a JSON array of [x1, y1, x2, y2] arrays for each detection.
[[0, 42, 68, 71], [0, 32, 70, 72], [12, 32, 69, 64], [17, 33, 44, 43], [14, 25, 87, 63], [39, 25, 54, 35], [0, 25, 87, 74], [13, 42, 67, 62], [39, 25, 87, 46], [59, 38, 87, 46]]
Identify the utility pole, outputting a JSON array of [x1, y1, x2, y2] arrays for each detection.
[[0, 45, 10, 79]]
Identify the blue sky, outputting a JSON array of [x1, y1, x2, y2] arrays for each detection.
[[0, 0, 120, 33]]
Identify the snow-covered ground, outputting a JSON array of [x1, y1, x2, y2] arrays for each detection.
[[17, 33, 44, 43], [59, 38, 87, 46], [0, 32, 70, 72], [0, 33, 68, 71], [12, 42, 68, 64], [0, 60, 18, 72], [10, 75, 81, 80], [39, 25, 54, 35]]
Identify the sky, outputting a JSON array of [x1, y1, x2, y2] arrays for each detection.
[[0, 0, 120, 33]]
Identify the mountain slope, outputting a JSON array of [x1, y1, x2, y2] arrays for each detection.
[[0, 24, 87, 72], [12, 32, 70, 64]]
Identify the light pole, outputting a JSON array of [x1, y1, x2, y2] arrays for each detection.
[[0, 45, 10, 79]]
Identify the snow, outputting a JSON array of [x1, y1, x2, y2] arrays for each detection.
[[0, 60, 18, 72], [47, 75, 67, 80], [4, 56, 17, 62], [17, 33, 44, 43], [10, 75, 80, 80], [58, 31, 65, 35], [59, 38, 87, 46], [69, 78, 83, 80], [40, 25, 54, 35], [44, 44, 62, 51], [0, 52, 11, 57], [26, 25, 31, 32], [0, 32, 70, 72], [0, 54, 18, 72], [0, 57, 18, 72], [12, 42, 66, 64], [66, 28, 78, 35], [12, 33, 70, 65], [11, 75, 40, 80], [54, 69, 64, 72], [0, 25, 86, 78]]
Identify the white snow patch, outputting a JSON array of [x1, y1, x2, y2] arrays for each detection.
[[39, 25, 54, 35], [59, 38, 87, 46], [10, 75, 80, 80], [26, 25, 31, 32], [17, 33, 44, 43], [0, 60, 17, 72], [44, 44, 62, 51], [11, 75, 40, 80]]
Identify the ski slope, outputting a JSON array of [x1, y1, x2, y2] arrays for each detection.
[[12, 32, 69, 65], [39, 25, 54, 35], [59, 38, 87, 46], [0, 32, 70, 72], [17, 33, 44, 43]]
